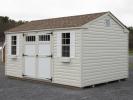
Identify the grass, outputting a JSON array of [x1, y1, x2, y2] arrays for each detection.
[[129, 50, 133, 56], [129, 64, 133, 68]]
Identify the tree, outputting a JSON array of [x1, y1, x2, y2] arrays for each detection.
[[128, 27, 133, 50], [0, 16, 26, 45]]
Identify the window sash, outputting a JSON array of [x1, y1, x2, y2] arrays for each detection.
[[11, 36, 17, 55], [62, 33, 70, 57], [62, 46, 70, 57], [11, 46, 16, 55]]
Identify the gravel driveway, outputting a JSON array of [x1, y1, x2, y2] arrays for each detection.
[[0, 54, 133, 100]]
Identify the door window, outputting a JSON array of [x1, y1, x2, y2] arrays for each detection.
[[39, 35, 50, 41], [26, 36, 36, 42]]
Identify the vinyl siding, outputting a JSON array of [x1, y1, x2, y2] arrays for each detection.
[[81, 15, 128, 87], [5, 34, 23, 77], [53, 30, 82, 87]]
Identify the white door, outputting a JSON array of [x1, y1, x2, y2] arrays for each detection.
[[24, 34, 51, 80], [24, 35, 36, 78], [38, 34, 51, 79]]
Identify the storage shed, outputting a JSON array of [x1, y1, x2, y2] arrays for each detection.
[[4, 12, 129, 87]]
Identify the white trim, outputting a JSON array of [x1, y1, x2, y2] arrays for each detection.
[[108, 12, 129, 32], [5, 27, 87, 34], [80, 29, 83, 87], [81, 12, 129, 33]]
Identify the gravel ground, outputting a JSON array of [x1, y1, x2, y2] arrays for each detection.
[[0, 53, 133, 100]]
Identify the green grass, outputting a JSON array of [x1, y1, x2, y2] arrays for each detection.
[[129, 64, 133, 68], [129, 50, 133, 56]]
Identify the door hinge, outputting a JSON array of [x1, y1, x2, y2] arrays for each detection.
[[22, 73, 26, 76], [22, 54, 27, 56], [50, 78, 52, 81], [47, 32, 53, 35], [46, 78, 52, 81], [46, 55, 53, 58]]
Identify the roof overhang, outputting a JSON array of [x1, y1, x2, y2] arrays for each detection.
[[5, 27, 88, 34]]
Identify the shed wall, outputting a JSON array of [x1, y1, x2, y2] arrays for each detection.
[[5, 30, 82, 87], [82, 15, 128, 87], [53, 30, 82, 87], [5, 34, 23, 77]]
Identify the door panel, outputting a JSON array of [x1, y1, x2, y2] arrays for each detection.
[[24, 35, 36, 78], [24, 56, 36, 77], [38, 34, 51, 79], [25, 45, 36, 55], [38, 57, 51, 79], [38, 44, 50, 56]]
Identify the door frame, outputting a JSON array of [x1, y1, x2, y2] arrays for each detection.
[[22, 32, 53, 81]]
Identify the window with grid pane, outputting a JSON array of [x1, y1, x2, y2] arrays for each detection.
[[11, 36, 17, 55], [62, 33, 70, 57], [39, 35, 50, 41], [26, 36, 36, 42]]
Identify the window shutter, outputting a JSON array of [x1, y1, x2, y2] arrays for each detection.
[[8, 35, 11, 56], [56, 33, 61, 57], [16, 35, 19, 56], [70, 32, 75, 57]]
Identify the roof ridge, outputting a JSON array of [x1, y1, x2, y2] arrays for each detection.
[[31, 11, 108, 22]]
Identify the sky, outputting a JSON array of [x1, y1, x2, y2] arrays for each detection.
[[0, 0, 132, 26]]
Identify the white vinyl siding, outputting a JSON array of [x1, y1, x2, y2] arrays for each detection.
[[5, 34, 23, 77], [81, 15, 128, 87], [53, 30, 82, 87], [56, 33, 61, 57]]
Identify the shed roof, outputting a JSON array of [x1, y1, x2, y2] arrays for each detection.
[[6, 12, 107, 32]]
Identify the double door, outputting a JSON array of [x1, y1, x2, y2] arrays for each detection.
[[24, 33, 51, 80]]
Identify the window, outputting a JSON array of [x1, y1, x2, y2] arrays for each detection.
[[105, 19, 111, 27], [62, 33, 70, 57], [26, 36, 36, 42], [39, 35, 50, 41], [11, 36, 17, 55]]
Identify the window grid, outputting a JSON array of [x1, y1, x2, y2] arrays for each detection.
[[11, 36, 17, 55], [62, 33, 70, 57], [39, 35, 50, 41], [26, 36, 36, 42]]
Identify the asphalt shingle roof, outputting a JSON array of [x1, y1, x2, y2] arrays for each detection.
[[6, 12, 107, 32]]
